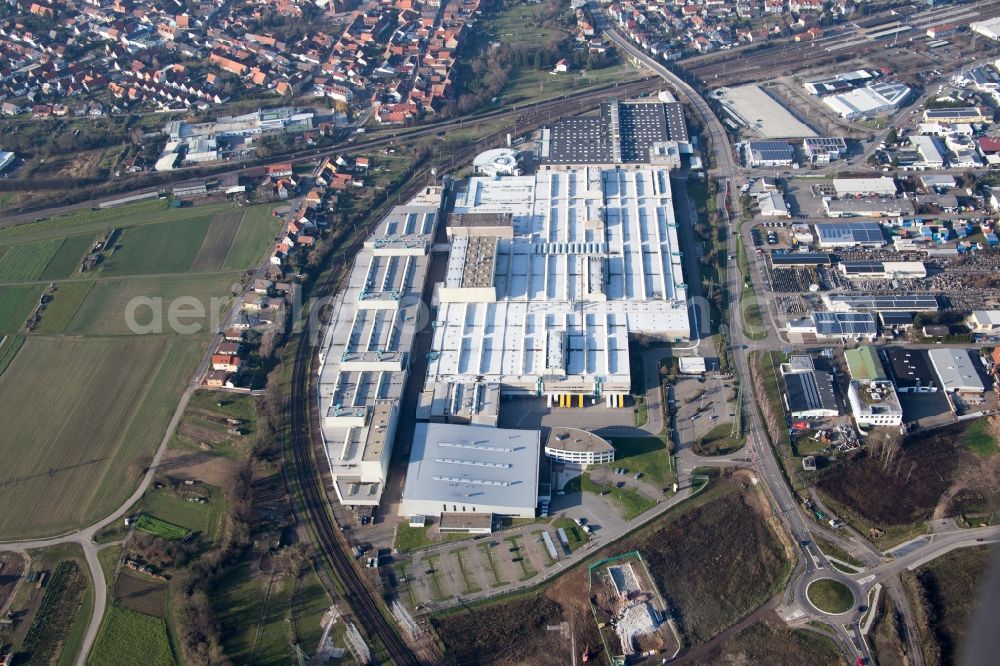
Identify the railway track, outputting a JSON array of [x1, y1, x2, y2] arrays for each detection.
[[681, 0, 1000, 83], [285, 92, 614, 663]]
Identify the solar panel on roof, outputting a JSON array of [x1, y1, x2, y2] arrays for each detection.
[[840, 260, 884, 273], [827, 294, 938, 311], [770, 253, 832, 265]]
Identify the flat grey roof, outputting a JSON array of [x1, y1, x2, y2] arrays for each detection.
[[403, 423, 540, 510], [928, 348, 985, 392], [448, 212, 513, 229], [545, 428, 614, 454]]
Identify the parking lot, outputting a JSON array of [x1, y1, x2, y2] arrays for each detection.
[[669, 374, 738, 453], [390, 512, 601, 611]]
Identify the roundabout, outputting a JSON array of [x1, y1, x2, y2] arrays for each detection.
[[806, 578, 855, 615]]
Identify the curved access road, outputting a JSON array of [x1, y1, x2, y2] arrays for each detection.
[[602, 19, 876, 663]]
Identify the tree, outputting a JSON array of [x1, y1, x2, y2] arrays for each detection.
[[258, 328, 279, 361]]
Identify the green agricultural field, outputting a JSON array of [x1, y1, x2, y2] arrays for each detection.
[[141, 486, 225, 539], [0, 238, 63, 282], [87, 604, 174, 666], [100, 214, 212, 276], [16, 559, 90, 666], [0, 336, 205, 538], [39, 235, 96, 280], [33, 281, 94, 334], [0, 284, 42, 333], [135, 514, 190, 540], [221, 206, 282, 271], [65, 273, 240, 336], [0, 334, 24, 376]]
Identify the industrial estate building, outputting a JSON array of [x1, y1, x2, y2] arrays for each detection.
[[968, 310, 1000, 333], [787, 312, 878, 340], [848, 380, 904, 428], [544, 428, 615, 466], [401, 423, 542, 520], [845, 346, 902, 428], [838, 261, 927, 280], [317, 199, 442, 507], [745, 140, 795, 167], [802, 137, 848, 163], [539, 99, 689, 166], [815, 222, 886, 248], [316, 98, 694, 520], [832, 177, 898, 197], [822, 82, 910, 120], [781, 356, 839, 419], [885, 347, 938, 393], [927, 348, 985, 394], [426, 166, 691, 405]]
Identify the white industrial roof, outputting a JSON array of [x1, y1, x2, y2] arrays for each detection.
[[428, 167, 691, 393], [716, 84, 817, 138], [972, 310, 1000, 326], [971, 16, 1000, 40], [927, 348, 985, 392], [832, 177, 898, 196], [822, 83, 910, 118], [402, 423, 540, 510]]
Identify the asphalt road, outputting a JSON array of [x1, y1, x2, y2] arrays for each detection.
[[604, 20, 875, 663]]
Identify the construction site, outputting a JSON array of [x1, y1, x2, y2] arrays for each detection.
[[588, 552, 680, 663]]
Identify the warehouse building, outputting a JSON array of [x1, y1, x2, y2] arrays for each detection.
[[922, 107, 990, 124], [832, 177, 898, 197], [815, 222, 886, 248], [803, 137, 848, 163], [544, 428, 615, 466], [757, 191, 790, 217], [928, 348, 986, 394], [787, 312, 878, 340], [426, 167, 690, 405], [971, 16, 1000, 41], [780, 356, 839, 419], [823, 198, 914, 218], [401, 423, 542, 520], [745, 140, 795, 167], [822, 82, 911, 120], [968, 310, 1000, 333], [824, 294, 938, 313], [838, 260, 927, 279], [884, 347, 937, 393], [845, 346, 888, 382], [539, 99, 688, 165], [907, 135, 947, 168], [317, 201, 441, 506]]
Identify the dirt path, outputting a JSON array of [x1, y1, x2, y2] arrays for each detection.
[[671, 597, 781, 663]]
